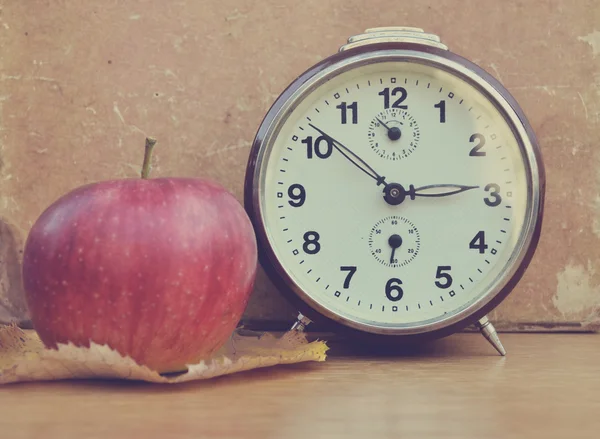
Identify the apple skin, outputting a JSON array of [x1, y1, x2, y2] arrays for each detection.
[[22, 177, 257, 373]]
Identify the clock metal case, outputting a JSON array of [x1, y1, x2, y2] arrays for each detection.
[[244, 42, 545, 343]]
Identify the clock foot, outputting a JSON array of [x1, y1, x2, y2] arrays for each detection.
[[290, 312, 312, 332], [476, 316, 507, 356]]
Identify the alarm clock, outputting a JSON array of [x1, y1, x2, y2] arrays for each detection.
[[243, 27, 545, 355]]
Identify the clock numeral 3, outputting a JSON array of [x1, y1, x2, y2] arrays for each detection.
[[302, 135, 333, 159], [469, 133, 486, 156], [302, 231, 321, 254], [435, 266, 453, 289], [379, 87, 408, 109], [385, 278, 403, 302], [340, 266, 357, 289], [287, 184, 306, 207], [469, 231, 488, 254], [484, 183, 502, 206], [336, 101, 358, 124]]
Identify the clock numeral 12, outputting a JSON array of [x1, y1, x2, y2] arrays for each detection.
[[336, 101, 358, 124], [378, 87, 408, 109]]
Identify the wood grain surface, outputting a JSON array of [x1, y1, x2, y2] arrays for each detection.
[[1, 333, 599, 438], [0, 1, 599, 330]]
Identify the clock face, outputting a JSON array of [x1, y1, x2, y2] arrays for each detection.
[[251, 52, 540, 334]]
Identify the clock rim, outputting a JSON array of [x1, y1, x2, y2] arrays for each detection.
[[243, 42, 546, 342]]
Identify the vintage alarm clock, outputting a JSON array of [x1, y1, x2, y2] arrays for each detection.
[[244, 27, 545, 355]]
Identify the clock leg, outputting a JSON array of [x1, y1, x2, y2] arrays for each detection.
[[476, 315, 507, 356], [290, 312, 312, 332]]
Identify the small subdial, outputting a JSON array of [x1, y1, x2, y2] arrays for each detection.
[[368, 109, 420, 160], [368, 216, 421, 268]]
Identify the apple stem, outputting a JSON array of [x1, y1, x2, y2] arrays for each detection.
[[141, 137, 157, 179]]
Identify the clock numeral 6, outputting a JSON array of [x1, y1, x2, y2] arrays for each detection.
[[302, 231, 320, 255], [470, 231, 488, 254], [287, 184, 306, 207], [340, 266, 357, 289], [484, 183, 502, 207], [301, 135, 333, 159], [435, 266, 453, 289], [385, 278, 403, 302]]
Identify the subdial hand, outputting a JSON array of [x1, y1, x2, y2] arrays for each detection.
[[388, 234, 403, 264], [376, 117, 401, 141], [308, 123, 388, 187]]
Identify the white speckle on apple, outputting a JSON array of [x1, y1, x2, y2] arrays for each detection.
[[97, 309, 103, 315], [58, 253, 63, 259], [44, 286, 49, 291], [93, 293, 100, 299], [50, 304, 55, 309], [99, 266, 104, 271], [62, 280, 68, 285], [103, 277, 108, 283], [73, 222, 78, 227], [185, 289, 191, 295], [94, 237, 100, 243], [50, 291, 56, 296], [204, 265, 209, 271], [178, 271, 183, 277], [111, 233, 116, 240], [144, 254, 148, 258], [78, 258, 83, 262], [112, 216, 119, 222], [67, 305, 73, 310], [137, 272, 142, 278], [217, 276, 221, 281], [162, 201, 167, 206]]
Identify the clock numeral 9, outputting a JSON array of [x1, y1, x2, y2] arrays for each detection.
[[378, 87, 407, 109], [336, 101, 358, 124], [287, 184, 306, 207], [484, 183, 502, 207], [340, 266, 357, 289], [302, 231, 320, 254], [469, 133, 486, 156], [385, 278, 403, 302], [435, 266, 453, 289], [301, 135, 333, 159], [469, 231, 488, 253]]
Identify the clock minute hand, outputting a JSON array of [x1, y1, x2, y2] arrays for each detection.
[[308, 123, 388, 187], [408, 184, 480, 198]]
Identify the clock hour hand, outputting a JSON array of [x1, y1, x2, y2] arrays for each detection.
[[407, 184, 480, 198], [308, 123, 388, 187]]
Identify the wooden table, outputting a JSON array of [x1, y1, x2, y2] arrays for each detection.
[[1, 333, 599, 438]]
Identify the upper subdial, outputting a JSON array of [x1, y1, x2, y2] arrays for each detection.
[[369, 215, 420, 268], [368, 108, 420, 160]]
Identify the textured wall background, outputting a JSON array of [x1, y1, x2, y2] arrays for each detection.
[[0, 0, 599, 330]]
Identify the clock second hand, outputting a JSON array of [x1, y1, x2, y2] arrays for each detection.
[[308, 123, 388, 187]]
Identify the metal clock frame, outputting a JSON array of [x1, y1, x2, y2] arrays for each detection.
[[244, 28, 545, 355]]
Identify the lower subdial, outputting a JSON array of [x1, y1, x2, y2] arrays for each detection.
[[368, 108, 420, 160], [368, 216, 421, 268]]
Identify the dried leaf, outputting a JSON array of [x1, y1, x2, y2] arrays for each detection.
[[0, 324, 328, 384]]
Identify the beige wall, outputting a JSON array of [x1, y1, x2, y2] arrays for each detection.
[[1, 0, 599, 330]]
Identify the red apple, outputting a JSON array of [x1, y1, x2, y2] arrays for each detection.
[[21, 138, 257, 373]]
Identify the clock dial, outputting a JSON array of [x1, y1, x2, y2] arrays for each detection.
[[255, 57, 535, 332]]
